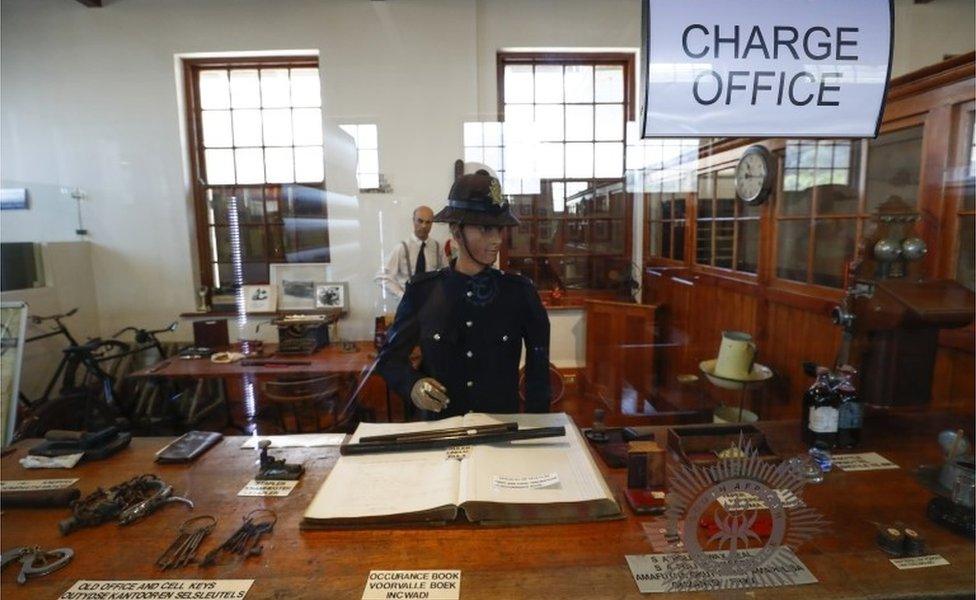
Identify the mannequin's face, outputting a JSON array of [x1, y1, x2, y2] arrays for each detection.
[[413, 207, 434, 240], [453, 224, 503, 265]]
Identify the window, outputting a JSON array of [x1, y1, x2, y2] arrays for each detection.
[[184, 56, 329, 289], [339, 124, 381, 190], [695, 168, 761, 273], [496, 52, 635, 294]]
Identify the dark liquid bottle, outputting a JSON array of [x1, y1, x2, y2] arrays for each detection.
[[802, 367, 838, 448], [836, 366, 862, 448]]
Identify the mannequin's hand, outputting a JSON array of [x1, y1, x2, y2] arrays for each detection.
[[410, 378, 450, 412]]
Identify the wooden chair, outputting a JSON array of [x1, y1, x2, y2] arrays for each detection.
[[260, 375, 342, 433]]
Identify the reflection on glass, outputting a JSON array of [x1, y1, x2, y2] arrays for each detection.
[[661, 220, 672, 259], [866, 126, 923, 213], [957, 215, 975, 291], [777, 220, 810, 282], [812, 219, 856, 287], [217, 262, 267, 286], [282, 217, 329, 262], [715, 220, 734, 268], [673, 221, 686, 261], [214, 226, 266, 262], [696, 220, 712, 264], [736, 219, 758, 273]]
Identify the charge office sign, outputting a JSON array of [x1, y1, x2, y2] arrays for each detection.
[[641, 0, 893, 138]]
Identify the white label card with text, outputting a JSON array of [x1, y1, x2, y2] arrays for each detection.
[[890, 554, 949, 570], [58, 579, 253, 600], [627, 548, 817, 593], [832, 452, 899, 472], [491, 473, 559, 490], [717, 488, 804, 511], [237, 479, 298, 497], [362, 570, 461, 600], [0, 478, 78, 491]]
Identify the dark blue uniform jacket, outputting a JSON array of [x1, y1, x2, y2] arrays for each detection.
[[376, 266, 551, 418]]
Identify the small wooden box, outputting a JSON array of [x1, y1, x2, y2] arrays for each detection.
[[666, 423, 779, 468]]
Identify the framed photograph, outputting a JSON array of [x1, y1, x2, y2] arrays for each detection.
[[241, 284, 276, 313], [315, 282, 349, 311], [270, 263, 328, 310], [270, 263, 329, 290], [279, 280, 316, 310]]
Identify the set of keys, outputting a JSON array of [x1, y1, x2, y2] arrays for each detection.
[[155, 516, 216, 570]]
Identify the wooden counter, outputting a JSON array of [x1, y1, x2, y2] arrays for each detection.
[[1, 412, 973, 599]]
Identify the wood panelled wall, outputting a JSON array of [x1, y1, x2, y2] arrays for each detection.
[[641, 54, 976, 420]]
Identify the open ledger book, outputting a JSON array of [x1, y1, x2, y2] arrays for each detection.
[[302, 412, 621, 527]]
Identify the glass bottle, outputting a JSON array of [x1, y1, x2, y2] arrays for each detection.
[[802, 367, 838, 448], [373, 288, 394, 350], [836, 366, 863, 448]]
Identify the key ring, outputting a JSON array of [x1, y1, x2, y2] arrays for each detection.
[[243, 509, 277, 529], [179, 515, 217, 535]]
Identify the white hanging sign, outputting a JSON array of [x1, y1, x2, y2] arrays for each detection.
[[641, 0, 893, 138]]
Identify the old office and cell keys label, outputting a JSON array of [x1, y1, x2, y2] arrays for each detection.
[[59, 580, 253, 600], [361, 571, 461, 600]]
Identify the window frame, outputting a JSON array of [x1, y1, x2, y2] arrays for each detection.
[[182, 55, 329, 290], [495, 51, 636, 301]]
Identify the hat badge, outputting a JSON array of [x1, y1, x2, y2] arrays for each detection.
[[489, 178, 503, 206]]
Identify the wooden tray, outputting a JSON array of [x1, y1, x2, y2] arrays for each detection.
[[666, 423, 780, 468]]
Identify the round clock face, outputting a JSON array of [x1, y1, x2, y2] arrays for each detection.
[[735, 150, 770, 204]]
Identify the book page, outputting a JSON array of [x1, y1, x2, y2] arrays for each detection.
[[303, 418, 464, 521], [458, 412, 614, 506]]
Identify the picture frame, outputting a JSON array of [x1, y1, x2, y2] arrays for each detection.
[[279, 280, 316, 310], [315, 282, 349, 312], [241, 284, 276, 313], [270, 263, 328, 310]]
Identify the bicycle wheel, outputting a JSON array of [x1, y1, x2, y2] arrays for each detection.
[[14, 390, 90, 439]]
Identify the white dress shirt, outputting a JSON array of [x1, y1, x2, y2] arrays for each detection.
[[376, 234, 445, 298]]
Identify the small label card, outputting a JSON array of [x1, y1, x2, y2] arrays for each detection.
[[237, 479, 299, 497], [717, 489, 804, 511], [0, 478, 78, 491], [491, 473, 559, 490], [445, 445, 472, 461], [362, 570, 461, 600], [626, 548, 817, 593], [58, 579, 253, 600], [832, 452, 899, 472], [890, 554, 949, 570]]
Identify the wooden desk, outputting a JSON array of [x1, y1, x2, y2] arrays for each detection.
[[126, 342, 386, 431], [1, 412, 973, 599], [128, 342, 378, 379]]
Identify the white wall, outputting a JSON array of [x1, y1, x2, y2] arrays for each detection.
[[0, 242, 102, 400], [2, 0, 973, 368]]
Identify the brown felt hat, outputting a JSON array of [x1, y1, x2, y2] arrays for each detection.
[[432, 170, 520, 226]]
